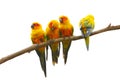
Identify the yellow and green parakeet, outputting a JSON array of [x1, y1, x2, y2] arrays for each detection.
[[31, 22, 47, 77], [79, 14, 95, 50], [59, 15, 74, 64], [46, 20, 60, 65]]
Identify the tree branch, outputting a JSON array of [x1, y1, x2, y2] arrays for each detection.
[[0, 24, 120, 64]]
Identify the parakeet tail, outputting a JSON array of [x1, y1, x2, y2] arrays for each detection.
[[58, 42, 60, 57], [46, 46, 48, 60], [40, 53, 47, 77], [36, 50, 47, 77], [62, 40, 72, 64], [63, 51, 68, 64], [51, 49, 59, 65], [85, 36, 89, 51]]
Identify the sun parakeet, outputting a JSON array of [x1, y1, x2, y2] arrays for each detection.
[[59, 15, 74, 64], [46, 20, 60, 65], [31, 22, 46, 77], [79, 14, 95, 50]]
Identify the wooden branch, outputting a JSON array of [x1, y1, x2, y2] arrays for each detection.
[[0, 24, 120, 64]]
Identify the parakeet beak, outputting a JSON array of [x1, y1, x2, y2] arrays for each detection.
[[59, 18, 63, 23], [31, 25, 34, 29]]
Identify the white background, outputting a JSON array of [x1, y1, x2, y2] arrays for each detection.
[[0, 0, 120, 80]]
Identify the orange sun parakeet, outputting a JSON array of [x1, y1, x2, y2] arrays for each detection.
[[59, 15, 74, 64], [46, 20, 60, 65], [79, 14, 95, 50], [31, 22, 46, 77]]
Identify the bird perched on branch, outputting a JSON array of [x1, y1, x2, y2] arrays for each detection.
[[46, 20, 60, 65], [79, 14, 95, 50], [59, 15, 74, 64], [31, 22, 46, 77]]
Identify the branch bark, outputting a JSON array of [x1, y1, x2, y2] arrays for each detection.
[[0, 24, 120, 64]]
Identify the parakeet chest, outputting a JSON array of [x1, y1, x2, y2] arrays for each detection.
[[48, 30, 59, 39], [32, 33, 45, 43], [60, 28, 72, 37]]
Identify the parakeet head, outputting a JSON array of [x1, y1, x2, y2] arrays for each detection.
[[86, 14, 94, 20], [48, 20, 59, 31], [59, 15, 69, 23], [31, 22, 42, 29]]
